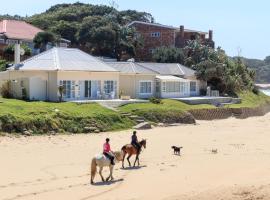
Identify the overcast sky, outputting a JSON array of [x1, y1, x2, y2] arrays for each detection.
[[1, 0, 269, 59]]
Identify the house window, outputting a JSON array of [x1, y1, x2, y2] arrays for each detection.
[[6, 39, 18, 45], [180, 82, 185, 94], [150, 32, 161, 37], [140, 81, 152, 94], [60, 80, 75, 99], [149, 48, 156, 54], [162, 82, 166, 92], [20, 81, 24, 88], [104, 80, 115, 94], [163, 82, 180, 93], [190, 81, 197, 92]]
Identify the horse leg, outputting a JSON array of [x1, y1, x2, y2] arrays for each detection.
[[133, 155, 138, 167], [137, 155, 140, 166], [106, 166, 114, 181], [127, 154, 132, 167], [99, 167, 105, 182]]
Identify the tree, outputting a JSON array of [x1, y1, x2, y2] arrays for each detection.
[[153, 47, 185, 64], [115, 26, 143, 60], [0, 60, 7, 71], [3, 44, 32, 56], [184, 39, 255, 95], [264, 56, 270, 65], [77, 16, 118, 56], [33, 32, 57, 52], [27, 2, 154, 57], [50, 21, 79, 44]]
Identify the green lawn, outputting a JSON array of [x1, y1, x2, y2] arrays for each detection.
[[119, 99, 214, 123], [0, 98, 134, 134], [119, 92, 270, 122], [120, 99, 214, 113]]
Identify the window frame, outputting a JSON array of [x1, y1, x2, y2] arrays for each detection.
[[139, 80, 152, 94]]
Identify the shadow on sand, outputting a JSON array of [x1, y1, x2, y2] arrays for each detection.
[[92, 178, 124, 186], [121, 165, 147, 170]]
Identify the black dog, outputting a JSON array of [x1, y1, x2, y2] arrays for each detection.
[[171, 146, 183, 155]]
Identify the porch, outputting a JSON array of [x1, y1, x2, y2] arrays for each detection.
[[72, 99, 149, 109], [173, 96, 242, 105]]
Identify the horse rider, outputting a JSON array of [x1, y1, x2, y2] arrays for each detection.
[[103, 138, 115, 165], [131, 131, 141, 153]]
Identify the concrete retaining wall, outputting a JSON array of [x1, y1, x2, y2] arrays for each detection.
[[189, 104, 270, 120]]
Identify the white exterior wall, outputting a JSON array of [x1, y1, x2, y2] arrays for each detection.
[[29, 77, 47, 101], [118, 74, 156, 99]]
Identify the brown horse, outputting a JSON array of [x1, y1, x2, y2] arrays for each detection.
[[121, 139, 146, 168]]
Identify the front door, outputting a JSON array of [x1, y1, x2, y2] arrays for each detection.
[[84, 81, 91, 99]]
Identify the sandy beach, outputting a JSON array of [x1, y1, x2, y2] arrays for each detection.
[[1, 114, 270, 200]]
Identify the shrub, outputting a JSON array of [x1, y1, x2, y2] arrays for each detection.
[[0, 81, 12, 98], [22, 88, 28, 100], [252, 86, 260, 95], [4, 44, 32, 56], [149, 97, 162, 104]]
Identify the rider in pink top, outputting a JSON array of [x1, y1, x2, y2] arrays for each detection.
[[103, 142, 111, 153], [103, 138, 115, 165]]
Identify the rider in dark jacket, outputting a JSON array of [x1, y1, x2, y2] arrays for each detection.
[[131, 131, 141, 153]]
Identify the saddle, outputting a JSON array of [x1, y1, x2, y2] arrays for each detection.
[[95, 154, 106, 160]]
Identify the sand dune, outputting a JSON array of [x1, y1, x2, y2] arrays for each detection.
[[1, 114, 270, 200]]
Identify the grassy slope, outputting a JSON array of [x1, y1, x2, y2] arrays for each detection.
[[0, 98, 134, 134], [1, 91, 269, 134], [119, 99, 214, 123], [120, 99, 214, 113], [120, 92, 270, 122], [228, 91, 270, 108]]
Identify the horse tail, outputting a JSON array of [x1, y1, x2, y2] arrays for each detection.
[[90, 158, 97, 184]]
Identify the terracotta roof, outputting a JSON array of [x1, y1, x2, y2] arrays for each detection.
[[0, 20, 43, 41]]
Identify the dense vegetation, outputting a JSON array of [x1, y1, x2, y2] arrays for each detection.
[[25, 3, 152, 59], [153, 40, 256, 95], [236, 56, 270, 83]]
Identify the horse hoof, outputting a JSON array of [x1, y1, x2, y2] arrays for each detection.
[[90, 181, 94, 185]]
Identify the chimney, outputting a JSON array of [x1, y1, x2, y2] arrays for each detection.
[[14, 42, 20, 65], [180, 25, 184, 38], [209, 30, 213, 41]]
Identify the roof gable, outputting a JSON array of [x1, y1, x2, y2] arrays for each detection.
[[107, 62, 157, 74], [137, 62, 195, 77]]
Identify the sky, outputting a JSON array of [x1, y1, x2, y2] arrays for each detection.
[[0, 0, 269, 59]]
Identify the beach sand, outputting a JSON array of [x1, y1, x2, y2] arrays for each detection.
[[1, 114, 270, 200]]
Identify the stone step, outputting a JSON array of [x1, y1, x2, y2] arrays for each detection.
[[136, 119, 145, 123], [121, 113, 133, 117], [128, 115, 139, 119]]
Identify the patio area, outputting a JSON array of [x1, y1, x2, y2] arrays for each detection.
[[72, 99, 149, 109], [173, 96, 241, 105]]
